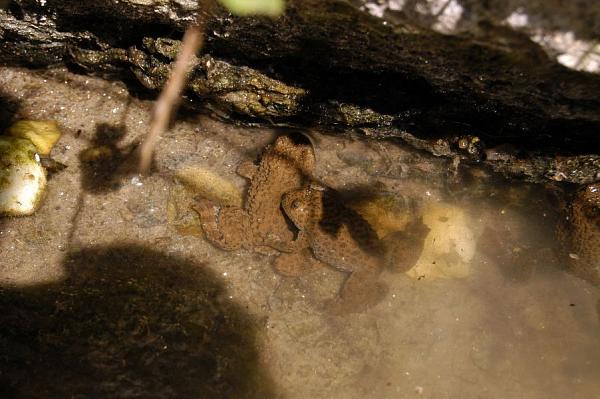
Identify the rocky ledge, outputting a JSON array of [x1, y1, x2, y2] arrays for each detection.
[[0, 0, 599, 183]]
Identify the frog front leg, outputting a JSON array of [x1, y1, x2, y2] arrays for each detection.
[[326, 269, 388, 314], [273, 248, 324, 277], [236, 160, 259, 180], [193, 199, 250, 251]]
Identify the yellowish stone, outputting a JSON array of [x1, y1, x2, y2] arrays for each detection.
[[175, 166, 243, 207], [7, 120, 61, 155], [407, 202, 477, 279]]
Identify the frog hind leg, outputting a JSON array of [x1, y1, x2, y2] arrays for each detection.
[[326, 270, 388, 315], [236, 160, 259, 180], [273, 249, 324, 277], [193, 199, 250, 251], [266, 229, 309, 253], [383, 219, 429, 273]]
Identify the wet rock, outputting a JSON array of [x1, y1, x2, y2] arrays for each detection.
[[6, 120, 61, 155], [357, 0, 600, 74], [406, 201, 479, 279], [71, 39, 307, 120], [194, 55, 306, 119], [175, 165, 243, 207], [314, 102, 395, 127], [546, 155, 600, 185], [0, 136, 47, 216], [399, 128, 600, 184], [0, 119, 65, 216], [0, 0, 598, 153]]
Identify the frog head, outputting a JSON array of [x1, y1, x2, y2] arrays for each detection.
[[282, 184, 323, 230], [273, 134, 316, 176]]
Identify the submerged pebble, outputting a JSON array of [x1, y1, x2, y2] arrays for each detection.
[[0, 137, 47, 216], [175, 165, 243, 207], [407, 202, 477, 279], [0, 120, 62, 216], [7, 120, 61, 155]]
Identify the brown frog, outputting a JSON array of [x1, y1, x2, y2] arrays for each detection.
[[280, 183, 389, 313], [557, 183, 600, 285], [193, 134, 315, 254]]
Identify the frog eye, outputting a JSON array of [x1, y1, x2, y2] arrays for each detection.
[[291, 200, 302, 209]]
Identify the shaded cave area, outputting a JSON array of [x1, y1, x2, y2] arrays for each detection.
[[1, 0, 599, 157]]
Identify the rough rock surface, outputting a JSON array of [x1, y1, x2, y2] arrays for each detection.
[[356, 0, 600, 73], [0, 0, 599, 183]]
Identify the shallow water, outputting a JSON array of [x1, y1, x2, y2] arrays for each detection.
[[0, 67, 598, 398]]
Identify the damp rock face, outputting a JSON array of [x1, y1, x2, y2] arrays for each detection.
[[557, 183, 600, 285], [0, 136, 47, 216], [0, 0, 599, 152]]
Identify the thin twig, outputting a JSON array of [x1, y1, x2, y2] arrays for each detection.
[[138, 25, 204, 174]]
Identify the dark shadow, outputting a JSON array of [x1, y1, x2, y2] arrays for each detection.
[[317, 188, 382, 255], [79, 123, 139, 194], [472, 186, 563, 283], [0, 93, 24, 239], [477, 225, 541, 282], [0, 245, 276, 398], [0, 93, 21, 133], [311, 185, 429, 272]]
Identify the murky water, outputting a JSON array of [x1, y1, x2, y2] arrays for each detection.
[[0, 68, 598, 398]]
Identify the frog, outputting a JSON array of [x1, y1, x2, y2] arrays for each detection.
[[382, 218, 430, 273], [193, 134, 315, 255], [557, 183, 600, 285], [279, 183, 389, 314]]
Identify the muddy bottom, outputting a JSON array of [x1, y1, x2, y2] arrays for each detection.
[[0, 67, 598, 399]]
